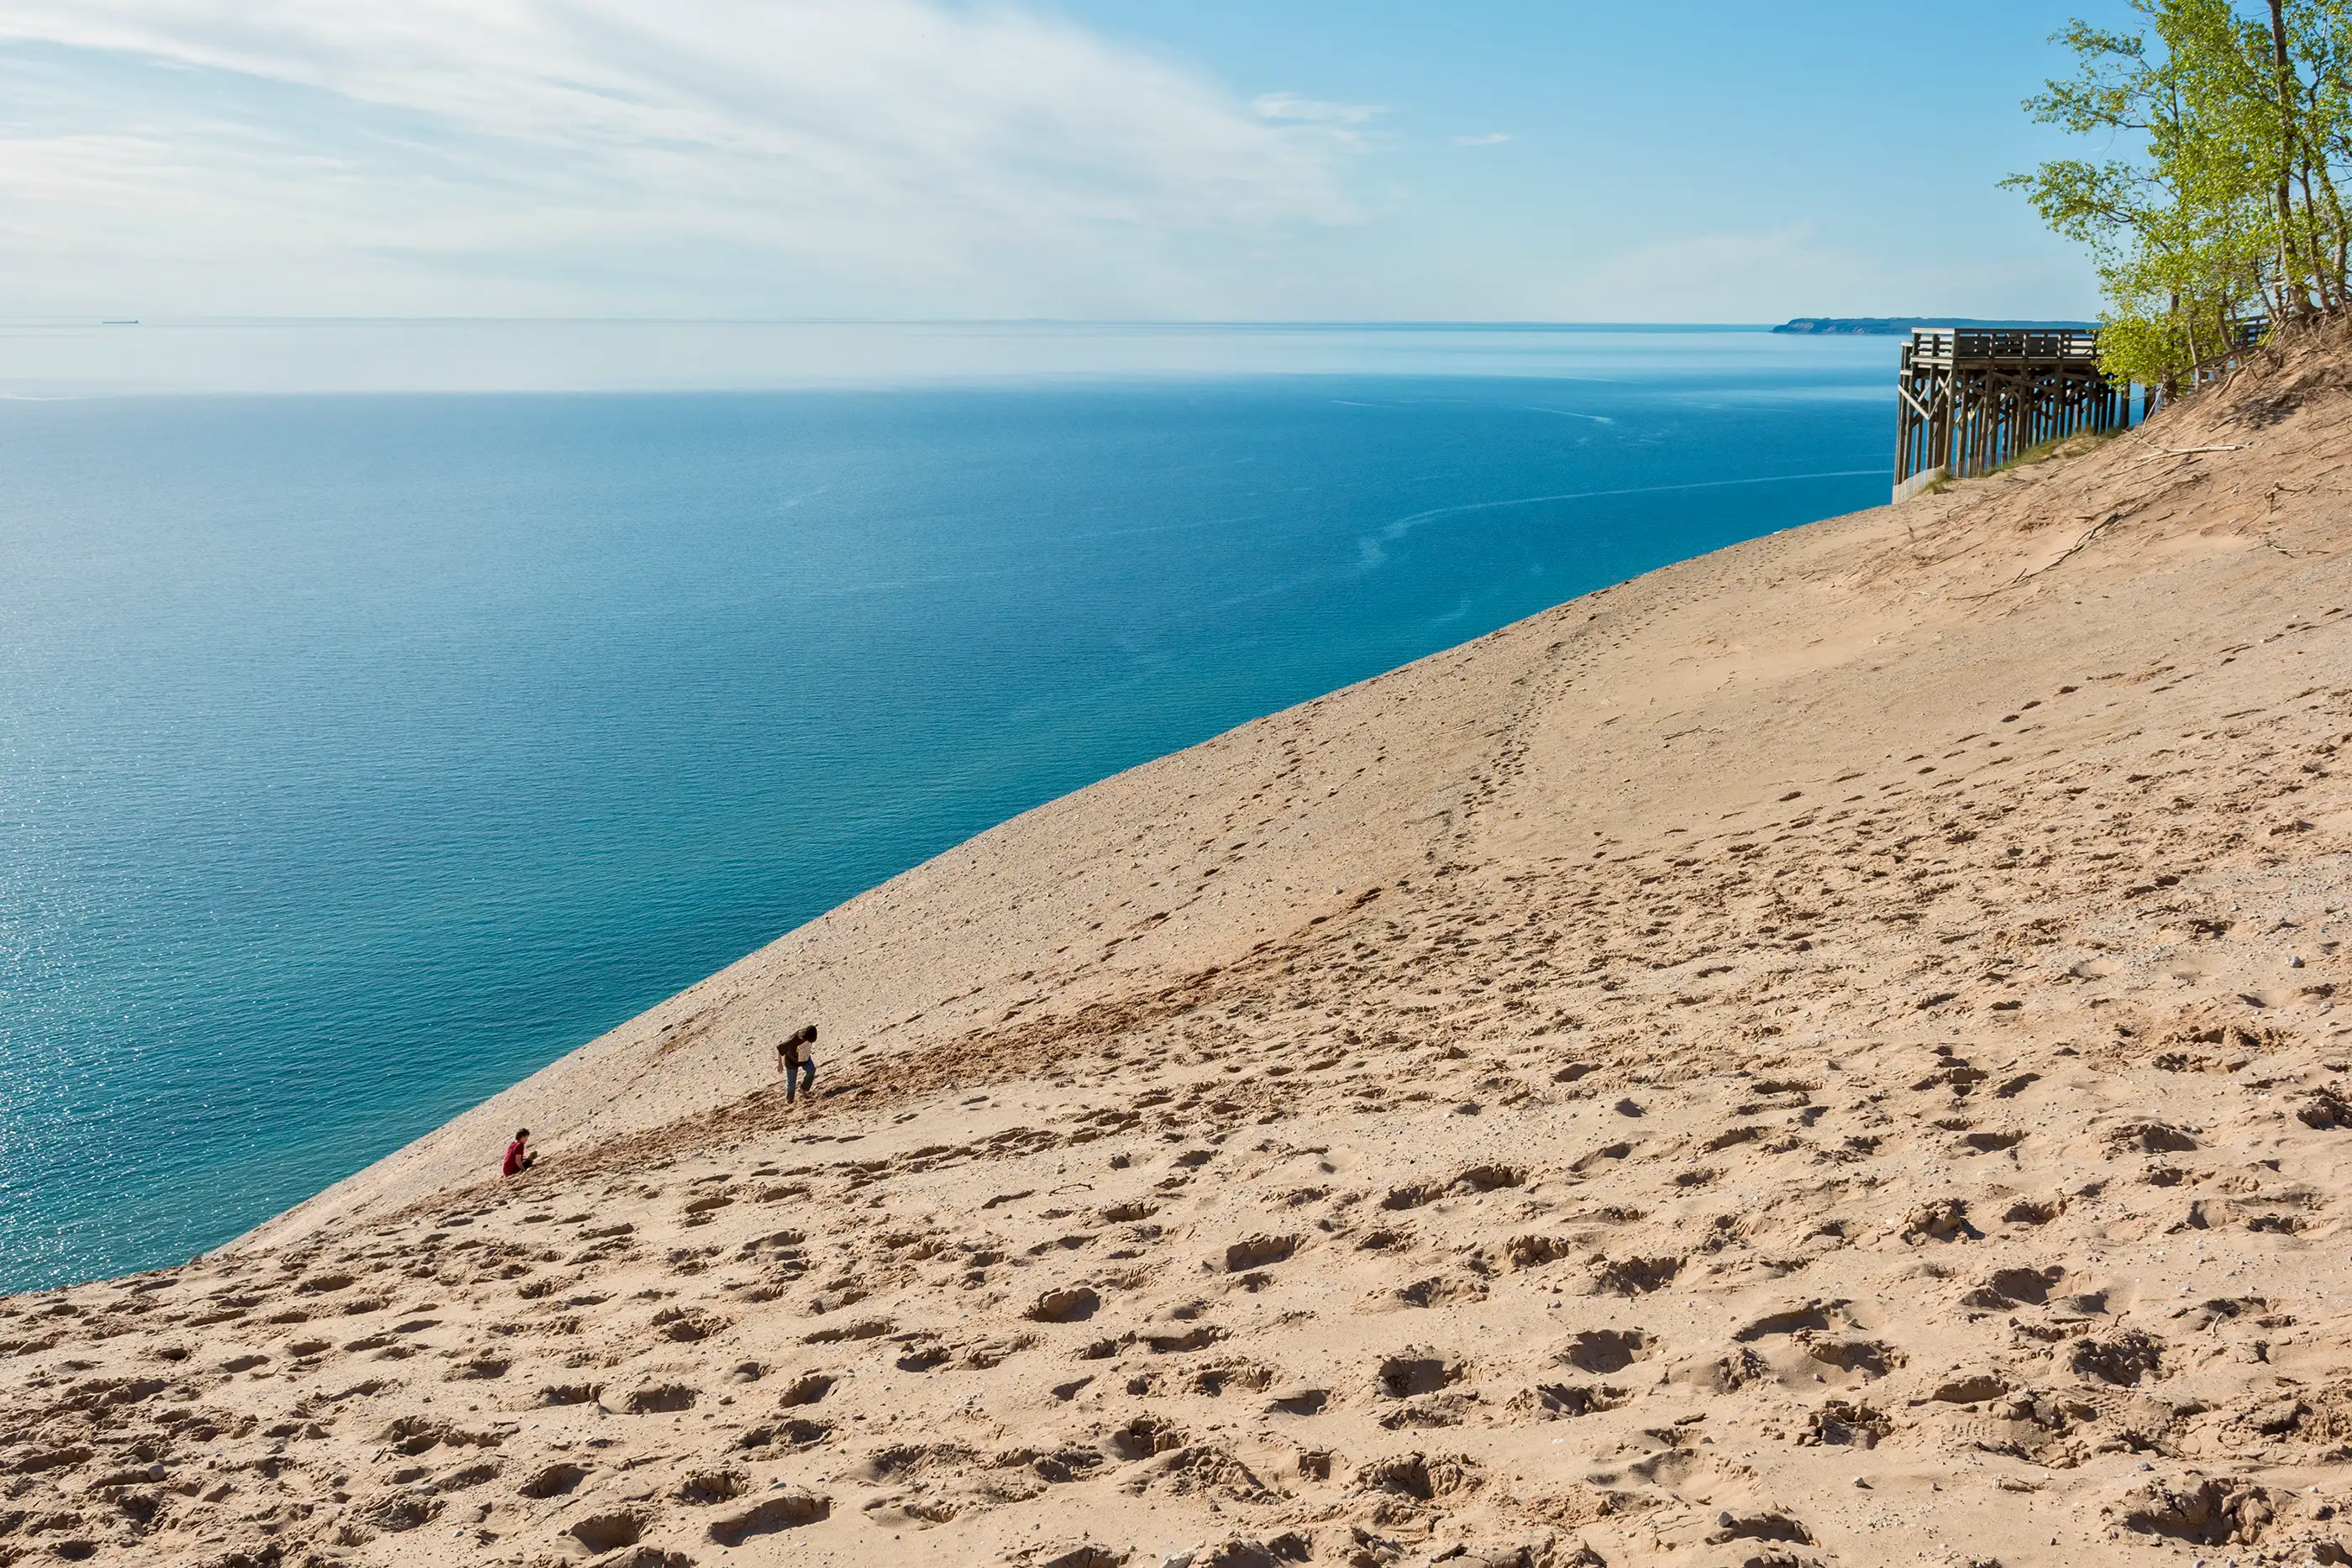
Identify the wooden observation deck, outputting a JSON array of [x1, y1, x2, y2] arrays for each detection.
[[1891, 327, 2132, 501]]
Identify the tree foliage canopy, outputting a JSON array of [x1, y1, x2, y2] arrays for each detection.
[[2007, 1, 2352, 390]]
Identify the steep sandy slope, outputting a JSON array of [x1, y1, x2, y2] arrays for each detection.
[[15, 328, 2352, 1567]]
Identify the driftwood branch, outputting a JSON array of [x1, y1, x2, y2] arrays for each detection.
[[2021, 516, 2124, 579], [2130, 443, 2247, 459], [1955, 508, 2132, 600]]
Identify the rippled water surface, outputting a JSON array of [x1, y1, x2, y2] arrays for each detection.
[[0, 323, 1894, 1292]]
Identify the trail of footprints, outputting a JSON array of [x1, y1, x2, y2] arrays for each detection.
[[15, 890, 2352, 1568]]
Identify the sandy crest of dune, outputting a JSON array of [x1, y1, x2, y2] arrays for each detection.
[[19, 329, 2352, 1568]]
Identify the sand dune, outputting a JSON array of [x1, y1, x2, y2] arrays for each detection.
[[15, 330, 2352, 1567]]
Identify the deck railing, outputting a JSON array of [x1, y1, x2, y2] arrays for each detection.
[[2179, 316, 2271, 396]]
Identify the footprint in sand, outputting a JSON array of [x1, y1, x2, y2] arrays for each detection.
[[622, 1382, 696, 1414], [1025, 1286, 1101, 1323], [776, 1371, 834, 1405], [706, 1491, 830, 1543], [1513, 1382, 1628, 1419], [1376, 1350, 1467, 1398], [1588, 1255, 1682, 1296], [518, 1461, 589, 1498], [1561, 1328, 1652, 1374]]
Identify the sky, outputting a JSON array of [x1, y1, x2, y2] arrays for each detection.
[[0, 0, 2139, 323]]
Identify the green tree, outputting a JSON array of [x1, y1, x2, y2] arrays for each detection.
[[2007, 1, 2352, 393]]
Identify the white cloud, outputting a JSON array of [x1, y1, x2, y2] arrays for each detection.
[[1451, 132, 1511, 146], [0, 0, 1371, 316], [1250, 92, 1383, 125]]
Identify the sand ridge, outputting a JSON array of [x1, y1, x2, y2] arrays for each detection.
[[13, 329, 2352, 1565]]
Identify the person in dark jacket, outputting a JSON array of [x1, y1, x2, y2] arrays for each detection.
[[777, 1025, 816, 1103]]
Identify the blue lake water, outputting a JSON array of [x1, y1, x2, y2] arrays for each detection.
[[0, 324, 1895, 1293]]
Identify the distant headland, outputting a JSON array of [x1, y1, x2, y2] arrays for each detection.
[[1773, 316, 2099, 335]]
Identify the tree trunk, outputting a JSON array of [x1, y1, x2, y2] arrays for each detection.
[[2314, 129, 2352, 307], [2297, 162, 2334, 310], [2271, 0, 2310, 318]]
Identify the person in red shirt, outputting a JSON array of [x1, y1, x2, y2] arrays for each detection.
[[502, 1129, 535, 1177]]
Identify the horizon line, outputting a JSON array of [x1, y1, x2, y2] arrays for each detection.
[[0, 315, 2090, 331]]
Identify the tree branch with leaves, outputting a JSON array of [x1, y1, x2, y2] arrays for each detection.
[[2007, 0, 2352, 391]]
